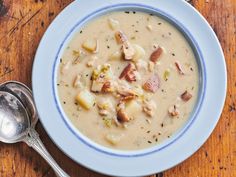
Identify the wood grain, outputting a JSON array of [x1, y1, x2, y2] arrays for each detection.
[[0, 0, 235, 176]]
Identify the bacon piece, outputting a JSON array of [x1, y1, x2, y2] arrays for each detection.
[[115, 31, 128, 44], [119, 63, 137, 82], [101, 81, 113, 93], [143, 74, 160, 93], [175, 61, 185, 75], [150, 47, 163, 63], [181, 91, 192, 102], [122, 42, 135, 60]]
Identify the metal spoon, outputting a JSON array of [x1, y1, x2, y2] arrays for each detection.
[[0, 81, 38, 127], [0, 91, 69, 177]]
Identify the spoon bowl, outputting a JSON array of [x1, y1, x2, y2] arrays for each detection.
[[0, 91, 30, 143], [0, 81, 38, 127]]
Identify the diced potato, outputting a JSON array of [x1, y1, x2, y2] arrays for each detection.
[[105, 133, 122, 145], [91, 80, 104, 93], [108, 18, 120, 30], [76, 90, 95, 110], [132, 44, 146, 61], [109, 51, 122, 61], [125, 100, 141, 119], [82, 39, 98, 53]]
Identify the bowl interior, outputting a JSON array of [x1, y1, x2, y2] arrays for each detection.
[[52, 3, 206, 157]]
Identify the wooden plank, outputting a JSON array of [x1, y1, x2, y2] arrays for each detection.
[[0, 0, 235, 176]]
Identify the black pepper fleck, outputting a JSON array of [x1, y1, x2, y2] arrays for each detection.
[[147, 141, 152, 144], [125, 11, 130, 14], [158, 22, 162, 25], [80, 30, 83, 34], [161, 123, 164, 127]]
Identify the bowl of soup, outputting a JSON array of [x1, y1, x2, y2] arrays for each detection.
[[32, 0, 226, 176], [57, 10, 203, 150]]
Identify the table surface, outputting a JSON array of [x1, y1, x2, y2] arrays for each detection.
[[0, 0, 235, 177]]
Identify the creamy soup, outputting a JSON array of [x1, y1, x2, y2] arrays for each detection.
[[57, 11, 199, 150]]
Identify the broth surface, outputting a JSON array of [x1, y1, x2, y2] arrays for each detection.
[[57, 11, 199, 150]]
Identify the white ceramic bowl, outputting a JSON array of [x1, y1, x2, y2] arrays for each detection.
[[32, 0, 227, 176]]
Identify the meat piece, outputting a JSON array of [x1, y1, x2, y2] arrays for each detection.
[[175, 61, 185, 75], [115, 31, 128, 44], [122, 42, 135, 60], [143, 100, 157, 117], [143, 74, 160, 93], [97, 99, 115, 117], [181, 91, 192, 101], [168, 105, 179, 117], [117, 109, 130, 122], [150, 47, 164, 63], [73, 75, 84, 89], [119, 63, 138, 82], [101, 81, 114, 93]]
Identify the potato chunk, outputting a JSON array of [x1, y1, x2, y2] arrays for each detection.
[[105, 133, 122, 145], [76, 90, 95, 110], [133, 44, 146, 61], [125, 100, 141, 119], [82, 39, 98, 53], [108, 18, 120, 30]]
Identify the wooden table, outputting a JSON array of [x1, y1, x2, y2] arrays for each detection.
[[0, 0, 235, 176]]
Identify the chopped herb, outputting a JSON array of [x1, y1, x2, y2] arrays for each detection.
[[131, 36, 136, 40], [103, 117, 112, 128], [60, 58, 62, 63], [191, 86, 194, 90], [125, 11, 130, 14], [164, 70, 170, 81], [86, 74, 89, 77], [65, 84, 69, 87], [57, 84, 60, 86], [80, 30, 83, 34], [155, 138, 158, 142], [73, 50, 80, 56], [147, 141, 152, 144], [93, 102, 96, 106]]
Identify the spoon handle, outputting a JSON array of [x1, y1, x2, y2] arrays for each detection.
[[24, 129, 69, 177]]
